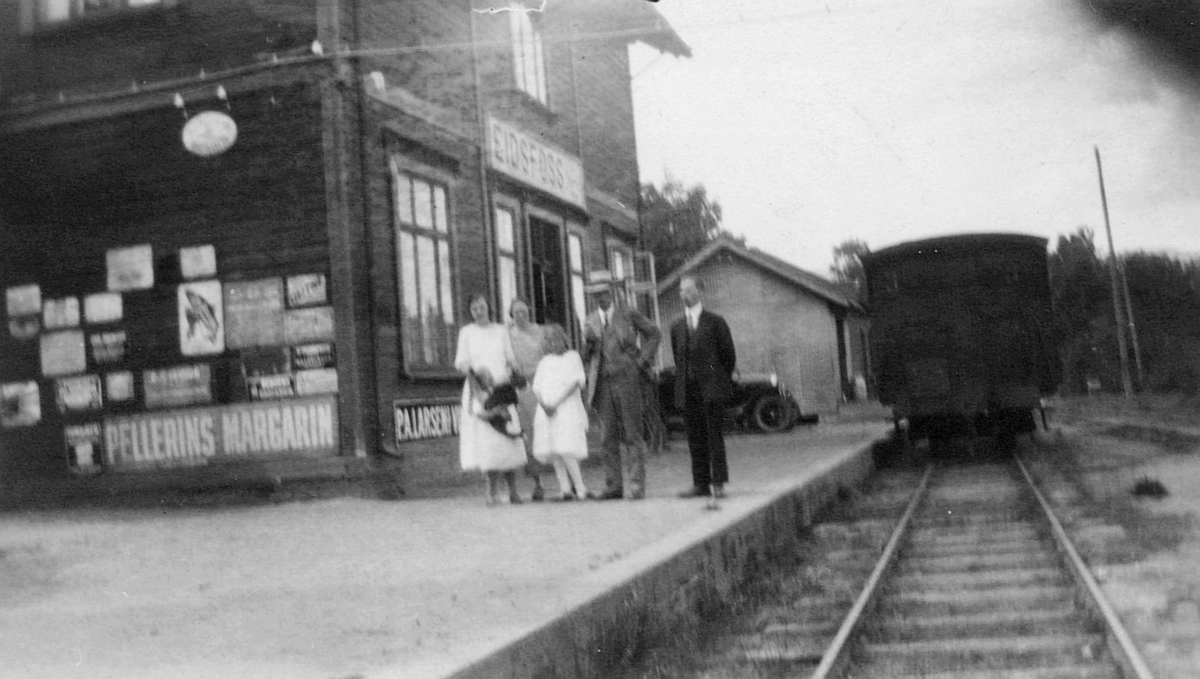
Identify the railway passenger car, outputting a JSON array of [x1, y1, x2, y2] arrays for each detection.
[[863, 234, 1061, 452]]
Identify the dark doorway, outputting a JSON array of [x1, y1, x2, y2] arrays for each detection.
[[528, 217, 567, 328]]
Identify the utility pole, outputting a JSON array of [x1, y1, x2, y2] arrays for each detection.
[[1094, 146, 1134, 399], [1119, 255, 1145, 388]]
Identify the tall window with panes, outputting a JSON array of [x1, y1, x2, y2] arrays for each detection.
[[494, 206, 520, 318], [568, 233, 586, 335], [20, 0, 168, 31], [509, 4, 548, 105], [393, 164, 455, 373]]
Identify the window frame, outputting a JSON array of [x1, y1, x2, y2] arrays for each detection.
[[566, 226, 588, 344], [390, 157, 459, 378], [508, 2, 549, 107], [492, 193, 524, 321]]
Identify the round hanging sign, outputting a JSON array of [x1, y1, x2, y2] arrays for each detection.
[[181, 111, 238, 157]]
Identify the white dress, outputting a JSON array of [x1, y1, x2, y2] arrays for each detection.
[[454, 323, 528, 472], [531, 351, 589, 462]]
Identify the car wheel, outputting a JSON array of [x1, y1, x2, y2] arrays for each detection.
[[752, 394, 794, 433]]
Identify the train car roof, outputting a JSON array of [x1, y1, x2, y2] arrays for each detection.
[[863, 233, 1049, 267]]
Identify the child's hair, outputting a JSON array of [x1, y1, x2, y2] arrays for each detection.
[[543, 323, 568, 352]]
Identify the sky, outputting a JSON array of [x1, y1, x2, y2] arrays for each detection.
[[629, 0, 1200, 278]]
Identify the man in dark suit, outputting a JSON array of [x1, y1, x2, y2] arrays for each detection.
[[671, 275, 736, 499], [581, 271, 661, 500]]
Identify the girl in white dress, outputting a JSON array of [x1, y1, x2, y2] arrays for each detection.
[[531, 324, 590, 501], [455, 293, 528, 505]]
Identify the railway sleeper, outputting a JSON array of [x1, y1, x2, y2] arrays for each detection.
[[857, 632, 1108, 674], [866, 607, 1099, 642], [889, 564, 1067, 591]]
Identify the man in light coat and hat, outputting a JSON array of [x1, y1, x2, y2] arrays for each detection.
[[581, 270, 661, 500]]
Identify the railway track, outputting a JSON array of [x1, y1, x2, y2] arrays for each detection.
[[616, 455, 1155, 679], [817, 458, 1153, 679]]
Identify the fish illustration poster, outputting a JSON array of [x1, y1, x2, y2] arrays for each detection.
[[178, 280, 225, 356]]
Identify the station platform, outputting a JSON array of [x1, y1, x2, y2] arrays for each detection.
[[0, 417, 890, 679]]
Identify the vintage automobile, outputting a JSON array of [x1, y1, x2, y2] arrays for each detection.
[[656, 368, 808, 434]]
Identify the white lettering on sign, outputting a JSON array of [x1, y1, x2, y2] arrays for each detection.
[[487, 116, 586, 209], [105, 412, 218, 467], [394, 401, 461, 443], [221, 401, 335, 455], [104, 397, 338, 471]]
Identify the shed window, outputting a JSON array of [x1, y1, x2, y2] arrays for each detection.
[[393, 165, 456, 374]]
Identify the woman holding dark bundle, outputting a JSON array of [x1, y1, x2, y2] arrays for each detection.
[[455, 292, 528, 505]]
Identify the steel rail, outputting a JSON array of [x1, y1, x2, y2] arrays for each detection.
[[810, 463, 933, 679], [1014, 454, 1157, 679]]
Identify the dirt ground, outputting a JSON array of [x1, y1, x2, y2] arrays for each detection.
[[1044, 394, 1200, 678]]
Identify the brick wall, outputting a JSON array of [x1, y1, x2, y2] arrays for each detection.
[[0, 82, 330, 482], [0, 0, 316, 99]]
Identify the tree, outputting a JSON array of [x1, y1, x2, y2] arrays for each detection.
[[640, 179, 732, 278], [830, 238, 870, 304]]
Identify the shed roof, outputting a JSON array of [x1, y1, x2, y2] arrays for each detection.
[[657, 237, 863, 313]]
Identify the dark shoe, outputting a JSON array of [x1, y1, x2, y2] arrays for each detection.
[[508, 494, 523, 505], [712, 484, 726, 499], [531, 486, 545, 502], [677, 486, 711, 499], [556, 493, 575, 502], [593, 488, 624, 501]]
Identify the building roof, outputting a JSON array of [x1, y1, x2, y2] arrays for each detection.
[[657, 237, 863, 313], [548, 0, 692, 58]]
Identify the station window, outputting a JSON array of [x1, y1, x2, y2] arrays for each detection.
[[494, 206, 520, 319], [20, 0, 169, 32], [393, 166, 456, 374], [508, 3, 548, 106], [568, 232, 586, 335]]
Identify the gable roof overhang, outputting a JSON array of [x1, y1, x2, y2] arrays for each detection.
[[657, 238, 864, 314]]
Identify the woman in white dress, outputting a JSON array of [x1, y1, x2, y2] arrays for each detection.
[[455, 293, 528, 505], [531, 324, 590, 501]]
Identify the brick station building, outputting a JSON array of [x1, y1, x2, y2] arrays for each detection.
[[0, 0, 688, 500]]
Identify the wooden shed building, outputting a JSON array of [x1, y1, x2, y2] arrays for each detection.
[[0, 0, 686, 500], [657, 238, 870, 417]]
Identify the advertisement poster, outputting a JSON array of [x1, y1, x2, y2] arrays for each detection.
[[89, 330, 126, 363], [6, 284, 41, 316], [66, 423, 104, 476], [284, 306, 334, 344], [394, 397, 460, 443], [241, 347, 289, 377], [0, 381, 41, 428], [178, 280, 225, 356], [43, 297, 80, 329], [224, 278, 284, 348], [9, 316, 39, 340], [56, 374, 103, 412], [106, 371, 135, 402], [104, 396, 339, 471], [107, 244, 154, 291], [84, 293, 123, 324], [295, 368, 338, 396], [291, 343, 335, 370], [286, 274, 327, 307], [40, 330, 87, 377], [247, 374, 296, 401], [180, 245, 217, 280], [144, 364, 212, 409]]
